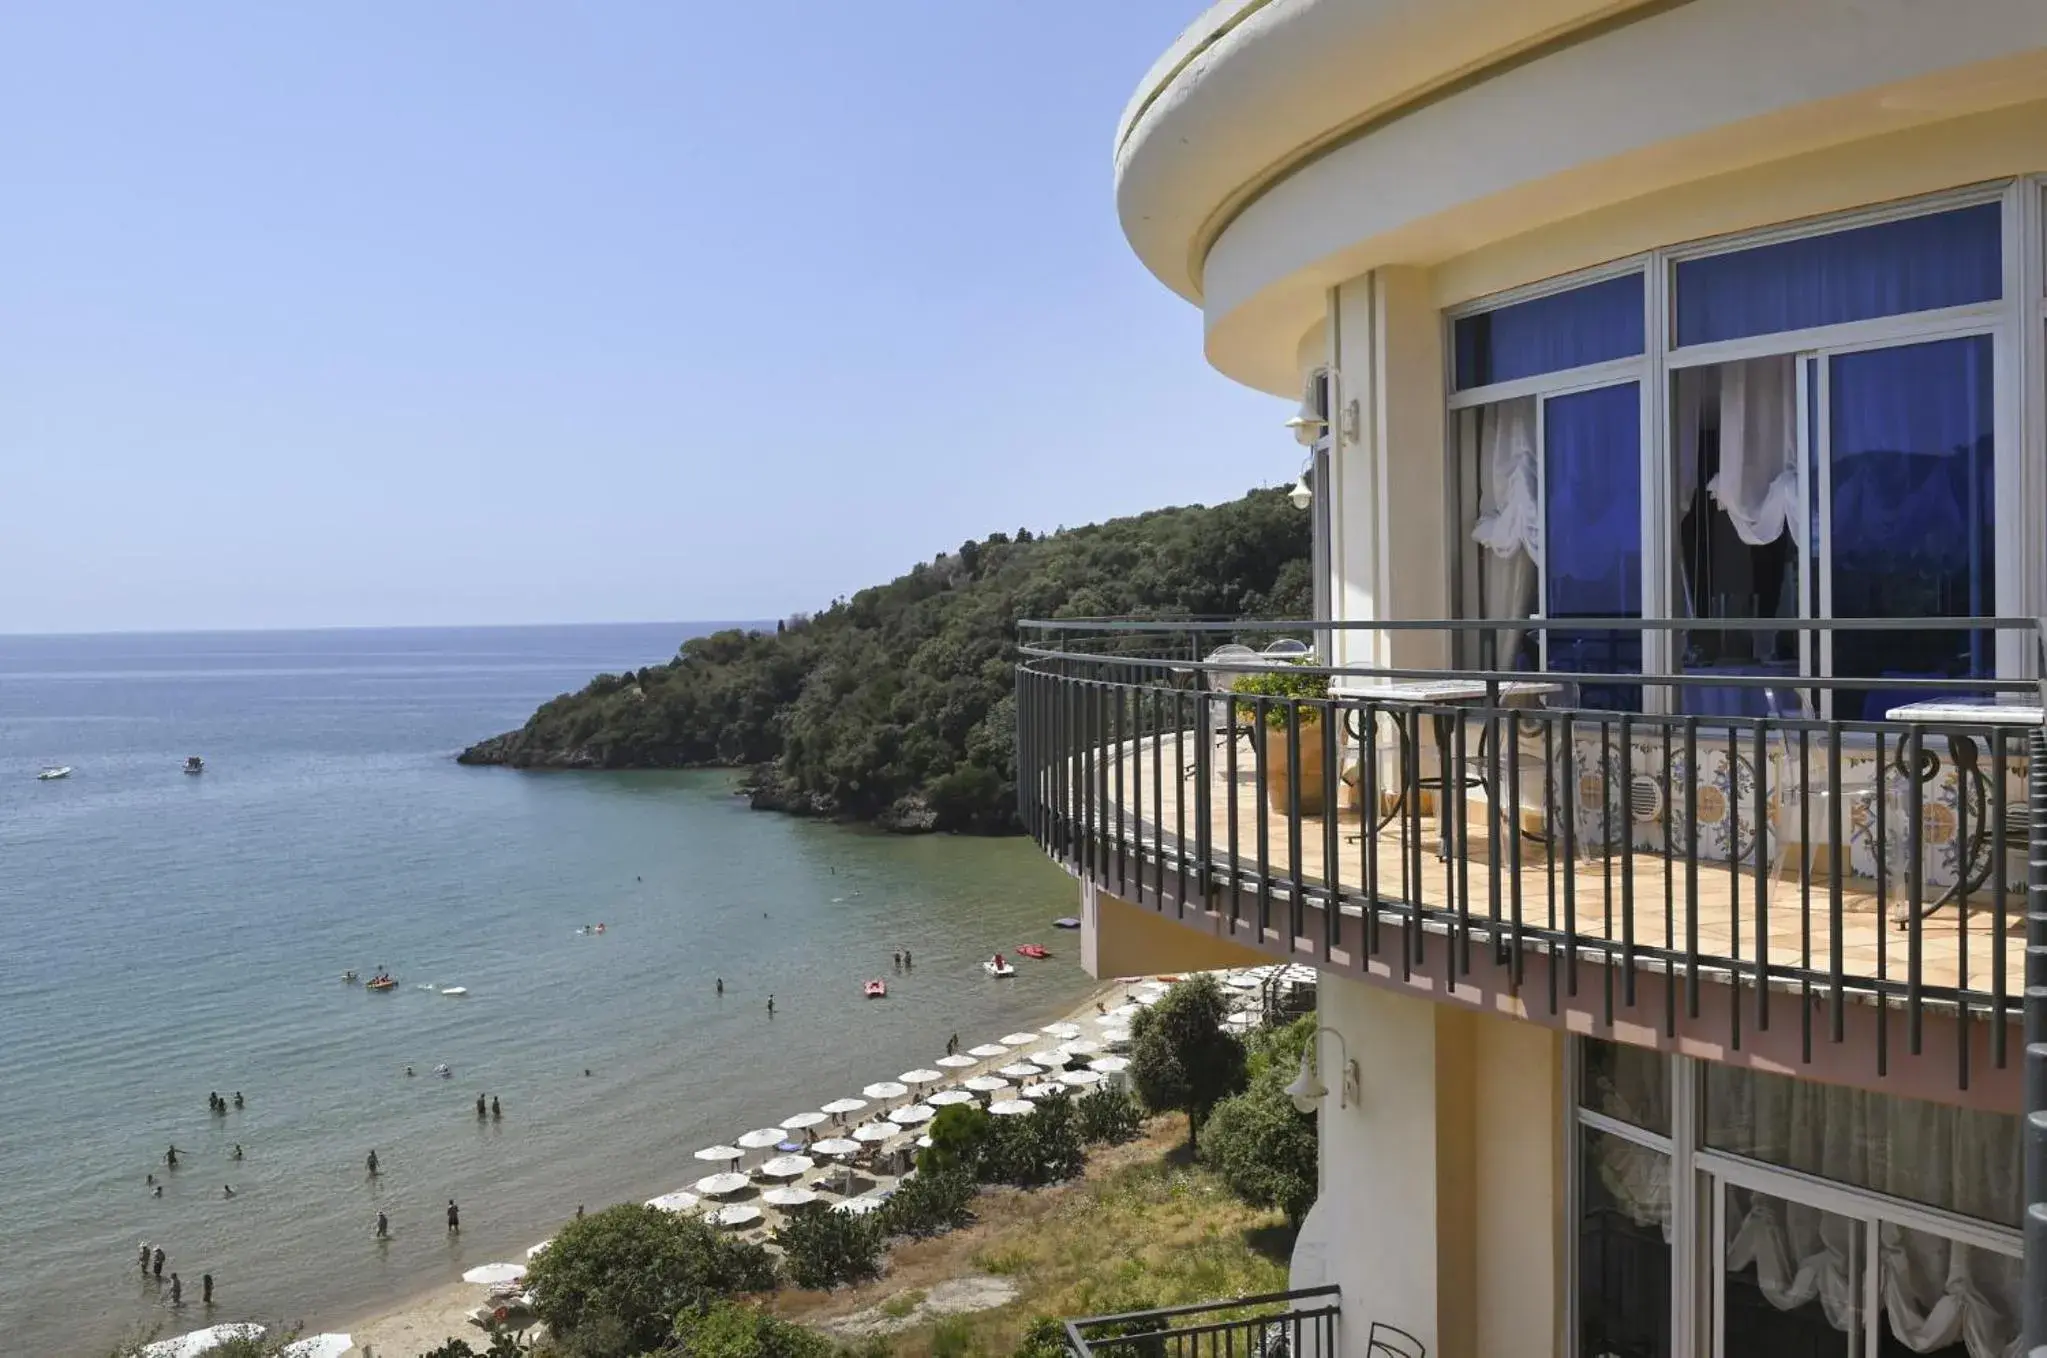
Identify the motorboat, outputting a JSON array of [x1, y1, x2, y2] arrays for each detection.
[[1051, 917, 1080, 930], [1015, 944, 1050, 960], [983, 958, 1017, 979], [863, 980, 887, 999], [365, 975, 398, 992], [184, 756, 205, 775], [433, 1063, 452, 1078], [440, 986, 469, 997], [37, 766, 71, 781]]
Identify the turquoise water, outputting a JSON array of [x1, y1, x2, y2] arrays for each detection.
[[0, 626, 1087, 1356]]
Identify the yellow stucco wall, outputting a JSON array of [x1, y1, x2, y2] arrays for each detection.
[[1085, 885, 1270, 981]]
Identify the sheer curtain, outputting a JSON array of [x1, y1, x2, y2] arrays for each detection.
[[1711, 356, 1802, 549], [1469, 397, 1539, 667]]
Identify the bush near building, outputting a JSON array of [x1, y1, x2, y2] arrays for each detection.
[[1129, 974, 1248, 1140], [1197, 1016, 1320, 1227]]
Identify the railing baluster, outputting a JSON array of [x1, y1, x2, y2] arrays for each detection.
[[1754, 716, 1769, 1037], [1256, 697, 1271, 940], [1287, 701, 1304, 948], [1620, 715, 1636, 1009], [1907, 724, 1924, 1056], [1828, 720, 1844, 1046]]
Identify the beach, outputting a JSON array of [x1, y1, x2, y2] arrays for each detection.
[[329, 969, 1162, 1355]]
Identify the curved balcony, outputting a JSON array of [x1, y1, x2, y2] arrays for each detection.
[[1015, 617, 2047, 1093]]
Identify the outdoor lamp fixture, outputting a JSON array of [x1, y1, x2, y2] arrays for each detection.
[[1285, 1026, 1360, 1115], [1287, 470, 1314, 511], [1285, 366, 1330, 447]]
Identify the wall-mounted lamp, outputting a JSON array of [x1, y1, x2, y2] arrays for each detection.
[[1287, 465, 1314, 511], [1286, 367, 1330, 447], [1285, 1025, 1361, 1115]]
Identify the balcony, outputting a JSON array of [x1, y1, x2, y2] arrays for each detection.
[[1063, 1286, 1343, 1358], [1015, 618, 2047, 1093]]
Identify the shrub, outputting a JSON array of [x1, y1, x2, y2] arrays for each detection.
[[977, 1094, 1086, 1187], [418, 1338, 529, 1358], [919, 1103, 991, 1175], [524, 1203, 778, 1357], [1230, 663, 1327, 728], [1011, 1317, 1069, 1358], [1073, 1085, 1143, 1146], [669, 1300, 835, 1358], [1129, 975, 1248, 1141], [1242, 1014, 1315, 1087], [1198, 1077, 1319, 1227], [773, 1206, 884, 1290], [878, 1167, 977, 1238]]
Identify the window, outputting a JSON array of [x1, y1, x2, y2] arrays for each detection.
[[1674, 203, 2001, 346], [1579, 1127, 1672, 1358], [1451, 397, 1539, 671], [1454, 273, 1645, 389], [1545, 383, 1643, 710]]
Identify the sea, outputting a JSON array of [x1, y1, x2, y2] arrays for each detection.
[[0, 624, 1089, 1357]]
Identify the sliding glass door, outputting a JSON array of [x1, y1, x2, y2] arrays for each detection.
[[1543, 380, 1643, 710]]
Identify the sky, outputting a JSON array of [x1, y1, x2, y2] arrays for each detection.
[[1, 3, 1290, 634]]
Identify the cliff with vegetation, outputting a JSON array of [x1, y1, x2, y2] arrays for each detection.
[[458, 487, 1310, 833]]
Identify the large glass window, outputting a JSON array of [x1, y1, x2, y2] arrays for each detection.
[[1545, 382, 1642, 710], [1579, 1036, 1670, 1135], [1675, 204, 2001, 346], [1451, 397, 1539, 671], [1454, 273, 1645, 389], [1579, 1127, 1672, 1358]]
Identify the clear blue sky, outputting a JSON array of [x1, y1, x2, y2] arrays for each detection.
[[1, 3, 1288, 634]]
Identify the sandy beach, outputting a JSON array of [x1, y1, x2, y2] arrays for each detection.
[[328, 968, 1171, 1355]]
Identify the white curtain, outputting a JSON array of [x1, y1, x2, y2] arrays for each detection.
[[1469, 397, 1539, 666], [1709, 356, 1803, 549]]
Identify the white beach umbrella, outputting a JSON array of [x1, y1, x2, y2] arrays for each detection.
[[736, 1127, 786, 1150], [999, 1031, 1039, 1046], [646, 1191, 701, 1214], [927, 1089, 976, 1106], [1224, 973, 1263, 991], [997, 1062, 1043, 1080], [282, 1336, 353, 1358], [811, 1136, 862, 1158], [963, 1075, 1010, 1094], [917, 1135, 934, 1150], [1098, 1027, 1132, 1048], [835, 1195, 887, 1215], [1058, 1068, 1104, 1089], [759, 1153, 815, 1179], [694, 1143, 744, 1163], [988, 1099, 1033, 1116], [143, 1325, 267, 1358], [852, 1121, 896, 1143], [711, 1203, 762, 1230], [935, 1053, 977, 1069], [1089, 1055, 1131, 1074], [780, 1110, 827, 1132], [1027, 1048, 1071, 1068], [888, 1103, 936, 1125], [694, 1171, 751, 1197], [821, 1096, 868, 1117], [1019, 1082, 1065, 1101], [1041, 1021, 1082, 1039], [899, 1068, 944, 1086], [1062, 1037, 1104, 1056], [1224, 1010, 1258, 1029], [966, 1043, 1009, 1059], [462, 1262, 527, 1286], [1105, 1003, 1141, 1019], [525, 1240, 552, 1260], [762, 1185, 820, 1209], [862, 1080, 909, 1101]]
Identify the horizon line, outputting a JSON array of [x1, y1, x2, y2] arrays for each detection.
[[0, 618, 781, 641]]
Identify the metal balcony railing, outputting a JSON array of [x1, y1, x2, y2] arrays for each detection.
[[1063, 1286, 1341, 1358]]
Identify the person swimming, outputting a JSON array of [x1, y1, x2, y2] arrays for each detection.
[[222, 1184, 235, 1199], [231, 1144, 243, 1161]]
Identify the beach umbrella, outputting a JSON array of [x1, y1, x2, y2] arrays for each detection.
[[1105, 1003, 1141, 1020], [1027, 1048, 1071, 1069], [935, 1054, 977, 1069], [525, 1240, 552, 1260], [694, 1171, 750, 1197], [821, 1096, 868, 1118], [997, 1062, 1042, 1080], [862, 1081, 909, 1101], [736, 1127, 786, 1150], [780, 1111, 827, 1133], [694, 1143, 744, 1163], [646, 1191, 700, 1214], [1224, 1010, 1258, 1029], [899, 1068, 944, 1086], [835, 1195, 887, 1215], [888, 1103, 936, 1125], [759, 1153, 815, 1180], [811, 1137, 862, 1158], [281, 1337, 352, 1358], [462, 1262, 527, 1286], [711, 1203, 762, 1230], [762, 1185, 820, 1209], [1058, 1068, 1104, 1089], [1224, 973, 1263, 991], [928, 1089, 976, 1106], [1062, 1037, 1103, 1056], [988, 1099, 1033, 1116], [852, 1122, 895, 1143], [963, 1075, 1010, 1094], [1019, 1082, 1066, 1101], [917, 1135, 934, 1150], [999, 1032, 1038, 1046], [1041, 1021, 1082, 1039], [966, 1043, 1009, 1059], [143, 1326, 267, 1358], [1098, 1027, 1132, 1048], [1089, 1056, 1131, 1074]]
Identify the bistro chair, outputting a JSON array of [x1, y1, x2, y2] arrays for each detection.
[[1364, 1321, 1426, 1358]]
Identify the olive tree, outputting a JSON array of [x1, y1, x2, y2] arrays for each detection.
[[1128, 973, 1247, 1141]]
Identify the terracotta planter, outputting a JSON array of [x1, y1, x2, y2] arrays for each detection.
[[1257, 717, 1328, 816]]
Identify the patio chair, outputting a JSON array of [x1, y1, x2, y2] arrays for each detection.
[[1187, 644, 1264, 778], [1364, 1321, 1426, 1358]]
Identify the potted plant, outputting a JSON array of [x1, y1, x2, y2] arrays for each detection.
[[1231, 663, 1334, 815]]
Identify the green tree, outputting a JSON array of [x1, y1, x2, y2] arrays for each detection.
[[1197, 1077, 1319, 1227], [773, 1207, 884, 1291], [918, 1102, 991, 1174], [523, 1203, 777, 1357], [670, 1300, 835, 1358], [878, 1166, 977, 1238], [1129, 974, 1248, 1141], [1073, 1084, 1143, 1146]]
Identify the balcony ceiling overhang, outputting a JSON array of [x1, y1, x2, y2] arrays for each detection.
[[1116, 0, 2047, 397]]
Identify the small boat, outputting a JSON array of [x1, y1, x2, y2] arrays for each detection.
[[184, 756, 205, 775], [365, 975, 398, 992], [983, 959, 1017, 979], [1051, 917, 1081, 930], [433, 1063, 452, 1078], [342, 970, 360, 984], [440, 986, 469, 997], [37, 766, 71, 781], [1015, 944, 1050, 960], [863, 980, 887, 999]]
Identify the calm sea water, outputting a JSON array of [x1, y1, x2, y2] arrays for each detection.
[[0, 625, 1087, 1356]]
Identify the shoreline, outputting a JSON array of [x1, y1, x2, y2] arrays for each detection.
[[329, 969, 1148, 1355]]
